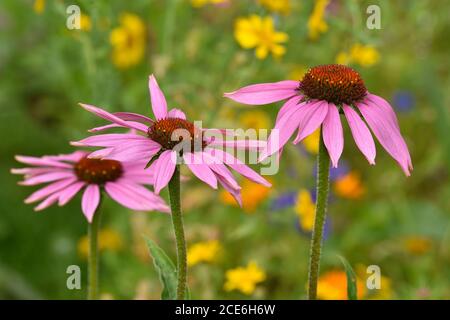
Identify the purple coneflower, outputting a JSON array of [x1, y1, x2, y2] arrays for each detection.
[[224, 64, 412, 300], [75, 74, 270, 300], [225, 64, 412, 175], [12, 151, 169, 221]]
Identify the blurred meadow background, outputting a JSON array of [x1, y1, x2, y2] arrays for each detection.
[[0, 0, 449, 299]]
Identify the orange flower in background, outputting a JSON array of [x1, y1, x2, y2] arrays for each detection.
[[220, 179, 272, 213], [333, 171, 365, 199], [404, 236, 432, 255], [317, 270, 366, 300]]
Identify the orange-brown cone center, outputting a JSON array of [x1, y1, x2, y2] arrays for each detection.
[[299, 64, 367, 105], [74, 157, 123, 184]]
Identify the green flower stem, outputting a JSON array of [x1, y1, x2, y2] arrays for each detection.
[[168, 165, 187, 300], [307, 128, 331, 300], [88, 201, 102, 300]]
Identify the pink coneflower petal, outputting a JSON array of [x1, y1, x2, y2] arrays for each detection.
[[80, 103, 148, 133], [24, 178, 77, 204], [208, 163, 241, 190], [11, 167, 58, 176], [153, 150, 177, 194], [104, 140, 161, 162], [87, 147, 114, 159], [81, 184, 100, 223], [72, 133, 151, 148], [259, 102, 305, 161], [43, 151, 87, 162], [207, 148, 271, 187], [293, 100, 329, 144], [342, 104, 376, 165], [356, 101, 412, 176], [208, 139, 266, 151], [216, 174, 242, 207], [322, 103, 344, 168], [149, 75, 168, 120], [113, 112, 154, 124], [34, 192, 62, 211], [19, 171, 75, 186], [114, 180, 170, 212], [15, 155, 73, 169], [58, 181, 86, 206], [224, 80, 299, 105], [168, 108, 186, 119], [184, 152, 218, 189], [275, 95, 303, 123]]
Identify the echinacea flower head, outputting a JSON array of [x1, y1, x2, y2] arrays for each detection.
[[225, 64, 413, 176], [12, 151, 169, 222], [224, 261, 266, 295], [75, 75, 271, 204], [234, 15, 288, 59]]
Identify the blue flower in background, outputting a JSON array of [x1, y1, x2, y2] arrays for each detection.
[[392, 90, 415, 112]]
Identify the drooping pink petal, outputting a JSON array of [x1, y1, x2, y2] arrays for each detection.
[[199, 151, 241, 190], [363, 95, 412, 170], [342, 104, 376, 165], [88, 122, 147, 133], [208, 139, 267, 151], [224, 80, 299, 105], [105, 140, 161, 162], [19, 171, 75, 186], [113, 112, 154, 124], [113, 180, 170, 212], [80, 103, 147, 133], [258, 102, 306, 161], [71, 133, 150, 148], [357, 101, 412, 176], [206, 148, 271, 187], [81, 184, 100, 223], [87, 148, 114, 159], [11, 167, 59, 176], [322, 103, 344, 168], [24, 178, 77, 204], [58, 181, 86, 206], [183, 152, 218, 189], [149, 75, 168, 120], [292, 100, 329, 144], [15, 155, 73, 169], [43, 151, 87, 162], [168, 108, 186, 119], [153, 150, 177, 194], [216, 174, 242, 207], [275, 95, 303, 123], [34, 192, 62, 211]]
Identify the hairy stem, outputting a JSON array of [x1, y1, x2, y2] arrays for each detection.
[[88, 202, 102, 300], [307, 128, 331, 300], [168, 165, 187, 300]]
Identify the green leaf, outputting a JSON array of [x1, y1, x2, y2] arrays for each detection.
[[145, 237, 177, 300], [338, 255, 358, 300]]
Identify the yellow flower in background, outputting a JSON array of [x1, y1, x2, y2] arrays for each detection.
[[335, 51, 351, 65], [356, 264, 393, 299], [220, 179, 271, 213], [259, 0, 291, 15], [317, 270, 366, 300], [234, 15, 288, 59], [33, 0, 45, 14], [78, 228, 123, 259], [308, 0, 330, 40], [224, 261, 266, 295], [295, 189, 315, 232], [239, 110, 271, 131], [302, 128, 320, 154], [80, 14, 92, 32], [336, 44, 380, 67], [334, 171, 365, 199], [350, 44, 380, 67], [191, 0, 228, 7], [187, 240, 222, 267], [110, 13, 146, 69], [404, 236, 432, 255], [289, 65, 308, 81]]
